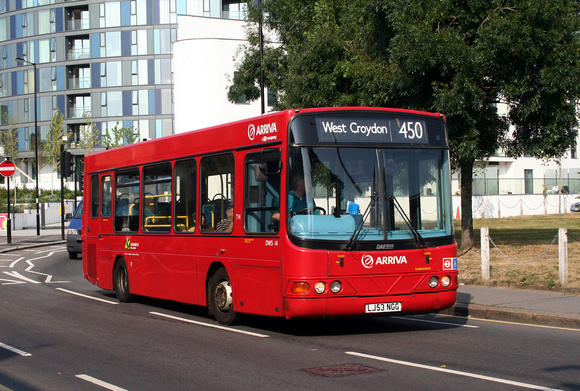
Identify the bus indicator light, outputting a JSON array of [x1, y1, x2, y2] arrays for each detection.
[[292, 282, 310, 294]]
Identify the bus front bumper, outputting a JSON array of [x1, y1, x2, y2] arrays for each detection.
[[283, 290, 457, 320]]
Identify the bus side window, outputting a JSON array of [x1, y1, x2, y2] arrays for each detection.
[[200, 154, 234, 233], [115, 169, 140, 232], [143, 164, 172, 233], [174, 159, 197, 233], [244, 150, 281, 234], [90, 175, 99, 218], [101, 175, 112, 218]]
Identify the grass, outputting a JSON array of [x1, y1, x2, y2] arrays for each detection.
[[455, 214, 580, 292]]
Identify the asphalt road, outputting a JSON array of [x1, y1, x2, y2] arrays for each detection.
[[1, 245, 579, 391]]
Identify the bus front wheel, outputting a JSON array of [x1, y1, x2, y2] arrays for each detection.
[[207, 267, 238, 325], [113, 258, 132, 303]]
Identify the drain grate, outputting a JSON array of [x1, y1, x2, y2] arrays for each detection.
[[302, 363, 380, 378]]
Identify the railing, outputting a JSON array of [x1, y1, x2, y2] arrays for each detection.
[[67, 77, 91, 90], [67, 48, 91, 60], [66, 19, 89, 31], [452, 178, 580, 195], [68, 107, 91, 119]]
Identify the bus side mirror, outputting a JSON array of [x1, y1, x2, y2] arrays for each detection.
[[255, 163, 268, 181]]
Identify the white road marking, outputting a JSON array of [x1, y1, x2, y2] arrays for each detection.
[[25, 260, 69, 283], [0, 278, 26, 285], [2, 271, 40, 284], [9, 257, 25, 268], [0, 342, 31, 357], [391, 316, 480, 328], [346, 351, 562, 391], [56, 288, 119, 305], [76, 375, 127, 391], [150, 311, 270, 338]]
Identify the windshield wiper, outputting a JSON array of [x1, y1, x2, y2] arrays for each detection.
[[344, 191, 378, 251], [389, 195, 426, 249]]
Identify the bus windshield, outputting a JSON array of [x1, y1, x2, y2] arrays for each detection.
[[288, 146, 453, 246]]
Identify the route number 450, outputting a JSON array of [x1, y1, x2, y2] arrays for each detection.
[[399, 121, 424, 139]]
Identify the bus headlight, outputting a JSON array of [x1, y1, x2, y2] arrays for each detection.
[[314, 282, 326, 294], [291, 282, 310, 294], [428, 276, 439, 288], [329, 281, 341, 294], [441, 275, 451, 287]]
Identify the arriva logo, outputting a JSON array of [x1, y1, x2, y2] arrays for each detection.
[[361, 254, 408, 268], [248, 122, 277, 141]]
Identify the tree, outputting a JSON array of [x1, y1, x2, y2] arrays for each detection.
[[43, 109, 68, 174], [101, 122, 138, 149], [229, 0, 580, 249], [78, 116, 101, 154], [1, 113, 21, 166]]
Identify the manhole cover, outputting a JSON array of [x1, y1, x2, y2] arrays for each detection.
[[302, 363, 380, 378]]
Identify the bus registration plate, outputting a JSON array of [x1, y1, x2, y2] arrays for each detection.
[[365, 302, 402, 313]]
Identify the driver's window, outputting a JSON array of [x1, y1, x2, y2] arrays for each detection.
[[200, 154, 234, 233]]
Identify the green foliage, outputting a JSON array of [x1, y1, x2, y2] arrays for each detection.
[[231, 0, 580, 247], [1, 113, 21, 166], [101, 122, 138, 149], [44, 109, 68, 171], [78, 116, 101, 154], [0, 185, 77, 213]]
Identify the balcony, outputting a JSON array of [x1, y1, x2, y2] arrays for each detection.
[[67, 48, 91, 60], [67, 76, 91, 90], [66, 19, 90, 31], [68, 106, 92, 119]]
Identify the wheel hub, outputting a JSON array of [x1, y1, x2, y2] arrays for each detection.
[[214, 280, 232, 312]]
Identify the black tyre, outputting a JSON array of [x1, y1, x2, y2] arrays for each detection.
[[68, 251, 78, 259], [207, 267, 238, 325], [113, 258, 132, 303]]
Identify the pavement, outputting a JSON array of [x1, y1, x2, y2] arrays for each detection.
[[1, 228, 579, 329]]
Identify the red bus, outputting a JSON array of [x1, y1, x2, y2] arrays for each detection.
[[82, 107, 457, 324]]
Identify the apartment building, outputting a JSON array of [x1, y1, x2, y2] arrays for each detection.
[[0, 0, 247, 189]]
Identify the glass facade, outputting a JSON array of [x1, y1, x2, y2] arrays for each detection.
[[0, 0, 246, 184]]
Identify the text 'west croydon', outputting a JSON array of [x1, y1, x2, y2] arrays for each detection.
[[320, 121, 390, 137]]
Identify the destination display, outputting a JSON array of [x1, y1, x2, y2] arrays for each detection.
[[290, 112, 448, 147], [315, 116, 428, 144]]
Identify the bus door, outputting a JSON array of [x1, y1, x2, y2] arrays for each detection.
[[234, 148, 283, 316], [84, 173, 113, 286]]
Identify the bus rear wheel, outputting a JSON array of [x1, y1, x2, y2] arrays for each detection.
[[114, 258, 132, 303], [207, 267, 238, 325]]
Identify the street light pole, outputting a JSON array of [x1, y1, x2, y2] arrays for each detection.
[[16, 57, 40, 236]]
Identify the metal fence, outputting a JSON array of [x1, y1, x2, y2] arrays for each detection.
[[452, 178, 580, 196], [8, 201, 77, 230]]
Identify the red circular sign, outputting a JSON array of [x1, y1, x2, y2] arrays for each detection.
[[0, 160, 16, 177]]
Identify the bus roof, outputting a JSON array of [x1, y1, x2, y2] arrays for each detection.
[[85, 107, 444, 173]]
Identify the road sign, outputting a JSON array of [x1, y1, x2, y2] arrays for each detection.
[[0, 160, 16, 177]]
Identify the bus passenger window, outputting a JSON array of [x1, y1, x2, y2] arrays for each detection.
[[143, 164, 172, 233], [90, 175, 99, 218], [244, 150, 281, 234], [200, 154, 234, 233], [174, 159, 197, 233], [114, 169, 140, 232], [101, 175, 112, 218]]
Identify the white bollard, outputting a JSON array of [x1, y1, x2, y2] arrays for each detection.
[[559, 228, 568, 286], [481, 226, 490, 281]]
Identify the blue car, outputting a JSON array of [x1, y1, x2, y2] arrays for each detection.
[[66, 201, 83, 259]]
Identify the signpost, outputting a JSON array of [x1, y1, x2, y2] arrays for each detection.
[[0, 160, 15, 244]]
